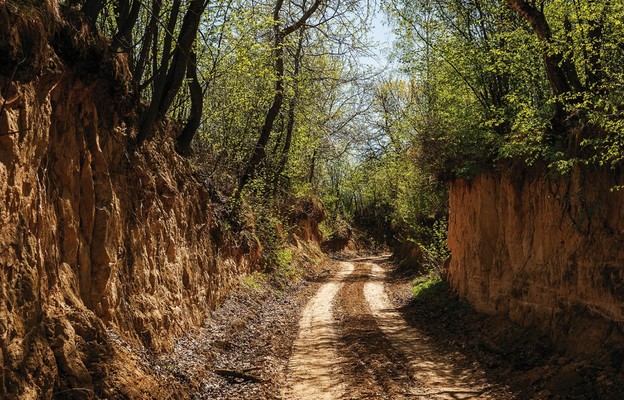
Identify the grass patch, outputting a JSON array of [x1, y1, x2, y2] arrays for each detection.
[[275, 248, 301, 281], [242, 271, 269, 292], [411, 274, 472, 316], [412, 274, 447, 299]]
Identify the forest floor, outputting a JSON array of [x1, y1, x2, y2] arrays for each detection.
[[144, 255, 624, 399]]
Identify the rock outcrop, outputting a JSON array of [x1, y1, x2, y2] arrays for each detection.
[[448, 167, 624, 361]]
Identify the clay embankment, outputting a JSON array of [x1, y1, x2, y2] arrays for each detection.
[[448, 167, 624, 359], [0, 3, 264, 398]]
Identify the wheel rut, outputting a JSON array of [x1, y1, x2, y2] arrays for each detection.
[[365, 262, 493, 399], [282, 261, 355, 400], [335, 262, 415, 399]]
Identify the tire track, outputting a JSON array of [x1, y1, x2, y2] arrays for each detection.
[[364, 262, 492, 399], [284, 257, 496, 399], [282, 261, 355, 400]]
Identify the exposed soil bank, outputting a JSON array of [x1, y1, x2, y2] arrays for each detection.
[[0, 3, 264, 398], [448, 167, 624, 359]]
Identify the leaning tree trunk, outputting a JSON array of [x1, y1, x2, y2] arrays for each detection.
[[505, 0, 583, 126], [136, 0, 207, 145], [272, 29, 305, 193]]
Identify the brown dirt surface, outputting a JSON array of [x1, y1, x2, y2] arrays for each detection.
[[334, 262, 416, 399], [121, 254, 624, 400], [138, 259, 338, 400], [385, 258, 624, 400], [366, 261, 507, 399], [283, 255, 515, 399], [282, 261, 355, 399]]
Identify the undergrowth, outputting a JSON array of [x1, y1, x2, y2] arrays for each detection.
[[242, 271, 269, 292], [412, 275, 446, 299], [411, 274, 472, 317]]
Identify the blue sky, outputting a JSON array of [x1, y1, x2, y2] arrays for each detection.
[[359, 6, 396, 72]]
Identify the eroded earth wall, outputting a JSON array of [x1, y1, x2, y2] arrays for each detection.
[[0, 3, 259, 398], [448, 167, 624, 358]]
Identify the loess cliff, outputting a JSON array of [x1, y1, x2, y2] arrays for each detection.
[[0, 2, 262, 398], [448, 167, 624, 362]]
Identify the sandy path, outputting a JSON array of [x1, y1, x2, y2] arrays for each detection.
[[284, 259, 495, 399], [334, 263, 415, 399], [364, 262, 491, 399], [282, 261, 355, 399]]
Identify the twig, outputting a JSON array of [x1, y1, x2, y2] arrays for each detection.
[[410, 387, 491, 397], [52, 388, 95, 396], [214, 368, 265, 384], [0, 59, 23, 116]]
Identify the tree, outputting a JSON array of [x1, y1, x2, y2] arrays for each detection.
[[136, 0, 209, 145], [238, 0, 325, 193]]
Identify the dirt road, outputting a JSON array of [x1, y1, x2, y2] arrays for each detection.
[[284, 257, 506, 399], [149, 255, 620, 399]]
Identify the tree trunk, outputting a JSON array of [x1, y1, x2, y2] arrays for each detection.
[[238, 0, 323, 192], [82, 0, 104, 26], [112, 0, 142, 63], [238, 0, 286, 191], [176, 51, 203, 155], [272, 29, 305, 191], [136, 0, 182, 144], [505, 0, 583, 125], [133, 0, 160, 84], [136, 0, 207, 146], [158, 0, 206, 117], [505, 0, 571, 97]]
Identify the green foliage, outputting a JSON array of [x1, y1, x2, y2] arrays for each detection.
[[242, 272, 269, 292], [316, 74, 451, 250], [383, 0, 624, 177], [274, 248, 300, 280], [412, 274, 445, 299], [250, 198, 287, 270], [61, 0, 623, 283], [318, 214, 351, 241], [418, 217, 451, 275]]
